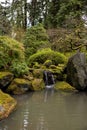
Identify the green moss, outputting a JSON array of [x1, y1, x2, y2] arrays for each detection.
[[33, 69, 43, 78], [49, 65, 57, 69], [64, 52, 76, 59], [0, 36, 29, 77], [13, 78, 30, 84], [0, 90, 14, 104], [33, 62, 41, 69], [28, 48, 67, 67], [23, 73, 34, 81], [43, 60, 52, 68], [0, 89, 17, 120], [7, 84, 25, 95], [41, 65, 46, 69], [7, 78, 31, 94], [0, 36, 25, 70], [0, 72, 13, 79], [54, 81, 77, 91], [31, 78, 45, 91]]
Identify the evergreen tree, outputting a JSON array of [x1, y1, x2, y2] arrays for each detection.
[[0, 0, 11, 35], [11, 0, 27, 30], [47, 0, 61, 28]]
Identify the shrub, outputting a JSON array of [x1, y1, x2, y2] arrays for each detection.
[[23, 24, 49, 57], [28, 48, 67, 66], [0, 36, 25, 69], [10, 60, 29, 77], [43, 60, 52, 68], [33, 62, 40, 69]]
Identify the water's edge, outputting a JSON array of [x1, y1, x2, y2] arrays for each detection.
[[0, 91, 87, 130]]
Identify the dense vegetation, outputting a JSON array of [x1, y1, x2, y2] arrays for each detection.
[[28, 48, 67, 67], [1, 0, 87, 121], [0, 36, 25, 68], [0, 36, 29, 77], [23, 24, 49, 57], [0, 0, 87, 76]]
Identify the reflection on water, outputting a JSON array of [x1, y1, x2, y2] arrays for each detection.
[[44, 88, 54, 102], [1, 90, 87, 130]]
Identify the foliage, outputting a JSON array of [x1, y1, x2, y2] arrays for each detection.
[[0, 36, 25, 69], [47, 0, 84, 28], [0, 0, 87, 33], [43, 60, 52, 68], [33, 62, 40, 69], [47, 0, 61, 28], [0, 2, 11, 35], [28, 48, 67, 67], [10, 60, 29, 77], [49, 25, 87, 52], [11, 27, 26, 42], [23, 24, 49, 57], [56, 0, 83, 27]]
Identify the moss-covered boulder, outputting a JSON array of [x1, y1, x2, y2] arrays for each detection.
[[23, 73, 34, 81], [50, 64, 67, 81], [33, 69, 43, 78], [54, 81, 77, 92], [31, 78, 45, 91], [0, 90, 17, 120], [0, 72, 14, 90], [7, 78, 32, 94]]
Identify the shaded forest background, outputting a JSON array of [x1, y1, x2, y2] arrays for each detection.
[[1, 0, 87, 51]]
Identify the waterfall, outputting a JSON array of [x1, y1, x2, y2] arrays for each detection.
[[51, 74, 55, 84], [44, 71, 48, 85], [43, 71, 55, 88]]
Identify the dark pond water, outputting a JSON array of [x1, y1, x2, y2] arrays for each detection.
[[0, 89, 87, 130]]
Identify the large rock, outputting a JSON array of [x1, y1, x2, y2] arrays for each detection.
[[31, 78, 45, 91], [0, 72, 14, 90], [7, 78, 32, 94], [66, 52, 87, 91], [0, 90, 17, 120], [54, 81, 76, 92], [33, 69, 43, 78]]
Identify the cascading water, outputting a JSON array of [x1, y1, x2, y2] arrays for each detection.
[[44, 71, 48, 85], [51, 74, 55, 84], [43, 71, 55, 89]]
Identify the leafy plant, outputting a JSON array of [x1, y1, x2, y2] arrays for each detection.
[[23, 24, 49, 57], [0, 36, 25, 69], [10, 60, 29, 77]]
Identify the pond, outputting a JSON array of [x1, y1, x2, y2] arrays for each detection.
[[0, 89, 87, 130]]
